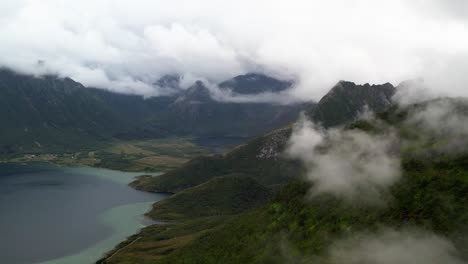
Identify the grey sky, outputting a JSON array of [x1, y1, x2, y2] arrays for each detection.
[[0, 0, 467, 100]]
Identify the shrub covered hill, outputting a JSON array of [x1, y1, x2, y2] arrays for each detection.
[[102, 95, 468, 264], [98, 81, 441, 264], [0, 69, 305, 155]]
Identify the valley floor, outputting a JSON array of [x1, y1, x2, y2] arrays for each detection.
[[0, 137, 213, 172]]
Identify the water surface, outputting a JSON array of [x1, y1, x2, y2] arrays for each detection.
[[0, 163, 166, 264]]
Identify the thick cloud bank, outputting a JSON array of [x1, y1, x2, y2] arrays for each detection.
[[0, 0, 467, 99], [286, 117, 400, 203]]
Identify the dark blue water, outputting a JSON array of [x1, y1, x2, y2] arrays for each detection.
[[0, 163, 166, 264]]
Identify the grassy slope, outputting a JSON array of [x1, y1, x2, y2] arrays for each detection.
[[153, 155, 468, 264], [2, 137, 209, 172], [147, 174, 272, 221], [130, 127, 302, 192], [97, 217, 230, 264], [105, 153, 468, 264], [99, 175, 272, 263]]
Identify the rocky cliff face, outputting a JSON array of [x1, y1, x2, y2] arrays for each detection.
[[308, 81, 396, 127]]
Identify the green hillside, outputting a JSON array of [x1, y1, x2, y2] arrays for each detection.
[[130, 127, 300, 192], [147, 174, 272, 221], [131, 81, 397, 193], [104, 98, 468, 263], [0, 69, 307, 156]]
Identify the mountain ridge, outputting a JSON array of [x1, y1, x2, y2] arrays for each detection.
[[0, 69, 307, 155]]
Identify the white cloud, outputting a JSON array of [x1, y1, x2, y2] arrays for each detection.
[[325, 229, 465, 264], [0, 0, 467, 99], [286, 116, 401, 203], [404, 98, 468, 154]]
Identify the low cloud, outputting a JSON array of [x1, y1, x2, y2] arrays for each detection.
[[325, 229, 465, 264], [286, 116, 400, 204], [1, 0, 468, 101], [404, 97, 468, 154], [209, 85, 301, 105], [392, 79, 440, 106]]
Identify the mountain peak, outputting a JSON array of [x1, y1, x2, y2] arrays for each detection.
[[308, 81, 396, 127], [154, 74, 181, 89], [219, 73, 292, 95], [173, 80, 212, 105]]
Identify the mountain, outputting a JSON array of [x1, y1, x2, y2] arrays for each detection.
[[104, 98, 468, 264], [0, 69, 307, 155], [132, 81, 399, 193], [309, 81, 396, 127], [219, 73, 292, 94], [130, 126, 299, 193], [147, 80, 307, 137], [154, 74, 181, 90], [0, 69, 140, 154], [147, 174, 272, 221]]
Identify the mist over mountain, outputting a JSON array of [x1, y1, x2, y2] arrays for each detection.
[[133, 81, 400, 193], [219, 73, 292, 95], [2, 0, 468, 100], [0, 69, 307, 154], [309, 81, 396, 128], [121, 95, 468, 264], [2, 1, 468, 264]]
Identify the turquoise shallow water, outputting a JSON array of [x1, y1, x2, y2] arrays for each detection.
[[0, 163, 167, 264]]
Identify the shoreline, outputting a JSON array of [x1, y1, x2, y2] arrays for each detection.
[[39, 201, 163, 264], [0, 162, 169, 264]]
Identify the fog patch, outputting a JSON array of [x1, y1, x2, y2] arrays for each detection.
[[324, 229, 465, 264], [393, 79, 439, 106], [404, 97, 468, 153], [286, 116, 400, 204], [210, 86, 301, 105]]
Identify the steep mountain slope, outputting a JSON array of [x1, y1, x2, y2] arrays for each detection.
[[0, 69, 139, 154], [149, 80, 306, 137], [106, 98, 468, 264], [132, 81, 398, 192], [130, 127, 300, 193], [154, 99, 468, 264], [309, 81, 396, 127], [151, 157, 468, 264], [147, 174, 272, 221]]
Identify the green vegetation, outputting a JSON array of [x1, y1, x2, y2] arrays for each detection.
[[99, 175, 272, 263], [0, 70, 305, 156], [104, 153, 468, 263], [131, 81, 398, 192], [1, 137, 209, 172], [147, 174, 272, 221], [103, 146, 468, 263], [97, 217, 230, 264], [104, 98, 468, 263], [95, 138, 208, 171], [130, 127, 302, 192], [146, 154, 468, 264]]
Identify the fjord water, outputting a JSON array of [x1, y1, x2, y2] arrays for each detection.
[[0, 163, 166, 264]]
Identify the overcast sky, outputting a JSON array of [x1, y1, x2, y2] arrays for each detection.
[[0, 0, 467, 100]]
